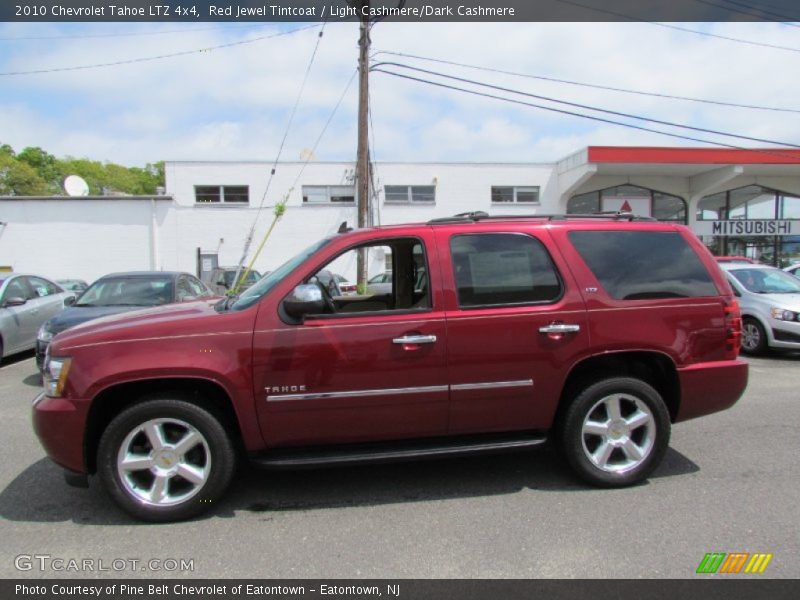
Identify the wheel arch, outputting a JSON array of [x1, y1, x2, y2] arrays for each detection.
[[740, 312, 773, 344], [84, 377, 245, 474], [554, 351, 680, 429]]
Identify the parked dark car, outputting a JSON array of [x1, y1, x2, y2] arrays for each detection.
[[36, 271, 213, 369], [57, 279, 89, 293], [205, 267, 262, 295]]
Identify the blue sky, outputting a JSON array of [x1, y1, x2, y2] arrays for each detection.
[[0, 21, 798, 167]]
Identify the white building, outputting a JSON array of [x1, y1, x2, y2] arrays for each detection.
[[2, 146, 800, 283]]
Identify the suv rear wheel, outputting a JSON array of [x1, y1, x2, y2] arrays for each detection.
[[560, 377, 670, 487], [97, 398, 236, 522]]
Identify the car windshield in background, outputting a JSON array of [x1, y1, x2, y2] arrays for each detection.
[[730, 268, 800, 294], [224, 270, 261, 287], [76, 277, 174, 306], [231, 238, 331, 311]]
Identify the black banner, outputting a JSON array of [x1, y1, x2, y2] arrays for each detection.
[[4, 579, 800, 600], [4, 0, 800, 23]]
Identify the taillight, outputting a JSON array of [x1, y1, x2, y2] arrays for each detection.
[[724, 299, 742, 359]]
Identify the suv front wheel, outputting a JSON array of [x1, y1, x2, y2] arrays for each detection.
[[97, 398, 236, 522], [560, 377, 670, 487]]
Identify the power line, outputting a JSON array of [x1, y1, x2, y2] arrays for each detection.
[[551, 0, 800, 53], [0, 24, 319, 76], [253, 24, 328, 215], [0, 24, 272, 41], [373, 62, 800, 149], [690, 0, 800, 24], [374, 50, 800, 115], [372, 67, 800, 162], [287, 69, 358, 192], [653, 21, 800, 52], [232, 22, 328, 291]]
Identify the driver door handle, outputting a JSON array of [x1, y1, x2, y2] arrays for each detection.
[[538, 323, 580, 334], [393, 334, 437, 345]]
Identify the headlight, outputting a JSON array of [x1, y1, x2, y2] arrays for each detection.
[[43, 357, 72, 397], [37, 323, 54, 343], [770, 307, 799, 321]]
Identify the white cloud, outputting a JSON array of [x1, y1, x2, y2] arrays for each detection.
[[1, 21, 799, 166]]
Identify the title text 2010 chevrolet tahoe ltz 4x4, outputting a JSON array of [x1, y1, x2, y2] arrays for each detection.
[[33, 214, 748, 521]]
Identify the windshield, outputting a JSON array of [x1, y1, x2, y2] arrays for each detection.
[[230, 238, 332, 311], [76, 276, 174, 306], [730, 268, 800, 294]]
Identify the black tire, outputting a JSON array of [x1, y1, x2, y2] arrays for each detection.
[[741, 317, 768, 355], [97, 398, 236, 522], [559, 377, 670, 488]]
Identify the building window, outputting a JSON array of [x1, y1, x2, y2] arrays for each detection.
[[384, 185, 436, 204], [696, 185, 800, 266], [194, 185, 249, 204], [302, 185, 355, 204], [567, 185, 686, 223], [491, 186, 540, 204]]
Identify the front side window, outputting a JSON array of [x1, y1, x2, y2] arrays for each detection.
[[569, 231, 717, 300], [384, 185, 436, 204], [491, 186, 540, 204], [194, 185, 249, 204], [450, 233, 562, 308], [303, 238, 429, 316], [2, 278, 33, 302], [729, 268, 800, 294]]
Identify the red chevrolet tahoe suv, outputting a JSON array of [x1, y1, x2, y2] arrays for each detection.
[[33, 213, 748, 521]]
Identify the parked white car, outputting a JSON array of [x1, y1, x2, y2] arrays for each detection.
[[0, 274, 73, 362], [783, 263, 800, 279], [721, 263, 800, 354]]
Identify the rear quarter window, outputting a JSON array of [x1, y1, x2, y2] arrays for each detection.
[[568, 231, 717, 300]]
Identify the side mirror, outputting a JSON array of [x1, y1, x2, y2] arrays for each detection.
[[283, 284, 325, 319], [64, 296, 77, 306], [2, 296, 27, 308]]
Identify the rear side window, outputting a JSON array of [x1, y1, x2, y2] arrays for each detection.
[[450, 233, 562, 307], [569, 231, 717, 300]]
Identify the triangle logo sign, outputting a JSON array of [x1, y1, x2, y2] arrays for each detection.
[[620, 200, 633, 212]]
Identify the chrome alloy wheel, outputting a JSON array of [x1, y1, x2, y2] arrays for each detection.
[[116, 418, 211, 507], [580, 393, 656, 474], [741, 321, 762, 352]]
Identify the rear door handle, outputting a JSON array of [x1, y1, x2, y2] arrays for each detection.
[[538, 324, 580, 334], [393, 335, 437, 345]]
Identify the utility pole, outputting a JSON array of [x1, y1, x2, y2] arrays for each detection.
[[355, 0, 371, 291]]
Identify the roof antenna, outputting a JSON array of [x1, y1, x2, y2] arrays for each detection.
[[338, 221, 352, 233]]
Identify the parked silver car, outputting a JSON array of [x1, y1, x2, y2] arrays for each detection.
[[0, 274, 73, 362], [721, 263, 800, 354]]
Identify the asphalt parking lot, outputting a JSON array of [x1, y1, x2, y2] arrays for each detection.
[[0, 351, 797, 579]]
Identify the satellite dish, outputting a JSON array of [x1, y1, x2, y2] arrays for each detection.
[[63, 175, 90, 197], [299, 149, 316, 161]]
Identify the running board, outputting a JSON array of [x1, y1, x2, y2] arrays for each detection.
[[250, 433, 547, 470]]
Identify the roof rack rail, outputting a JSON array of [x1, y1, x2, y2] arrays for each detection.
[[426, 211, 656, 225]]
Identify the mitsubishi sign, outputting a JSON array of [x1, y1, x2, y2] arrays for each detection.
[[694, 220, 800, 237]]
